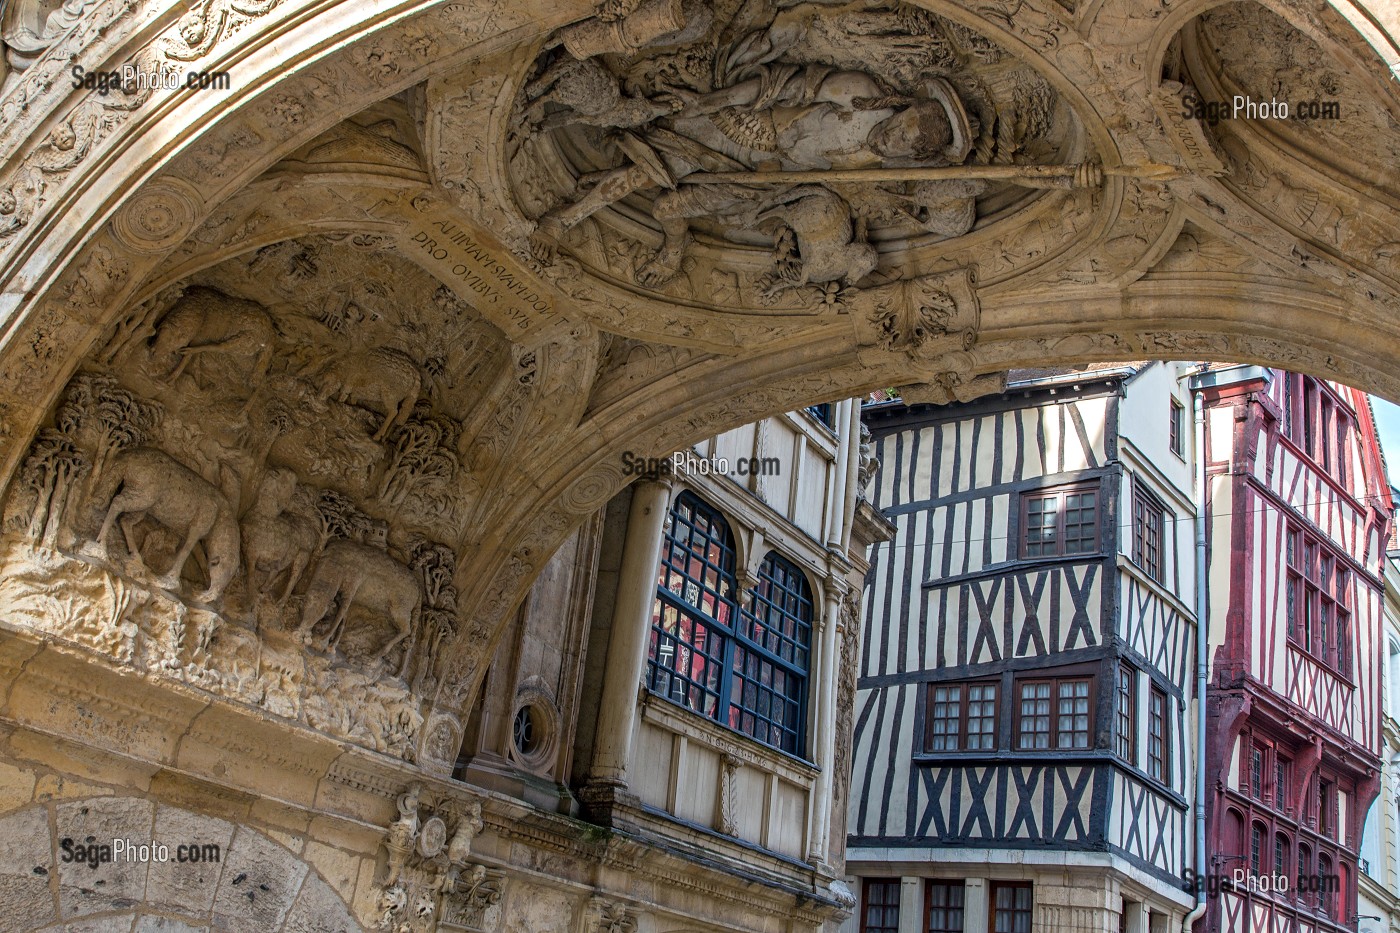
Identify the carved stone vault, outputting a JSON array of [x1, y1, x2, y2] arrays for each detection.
[[0, 0, 1399, 767]]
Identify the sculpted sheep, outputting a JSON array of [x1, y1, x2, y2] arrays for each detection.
[[318, 347, 422, 442], [92, 447, 241, 603], [296, 521, 421, 667], [240, 468, 318, 615], [150, 286, 279, 385]]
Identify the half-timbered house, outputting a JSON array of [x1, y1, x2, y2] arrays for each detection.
[[847, 362, 1202, 932], [1357, 520, 1400, 933], [1200, 368, 1393, 933]]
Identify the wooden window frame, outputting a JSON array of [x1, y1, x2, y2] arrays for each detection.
[[1131, 480, 1167, 583], [1115, 664, 1135, 763], [1285, 523, 1354, 679], [1318, 778, 1336, 840], [1318, 853, 1334, 917], [1284, 373, 1355, 485], [1019, 482, 1101, 560], [1169, 398, 1185, 458], [1014, 670, 1095, 751], [1275, 755, 1291, 813], [1250, 819, 1266, 875], [648, 493, 815, 757], [1275, 832, 1291, 889], [1298, 843, 1313, 908], [989, 882, 1034, 933], [925, 880, 966, 933], [1148, 686, 1170, 783], [861, 878, 902, 933], [924, 680, 999, 753]]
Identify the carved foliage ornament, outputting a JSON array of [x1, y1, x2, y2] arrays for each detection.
[[863, 267, 980, 356]]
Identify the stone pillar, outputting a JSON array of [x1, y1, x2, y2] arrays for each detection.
[[1033, 877, 1115, 932], [963, 878, 989, 933], [806, 583, 842, 864], [589, 478, 672, 787], [1122, 899, 1150, 933], [898, 877, 921, 933]]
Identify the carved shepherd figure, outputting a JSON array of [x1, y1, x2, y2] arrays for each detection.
[[90, 447, 241, 603], [149, 286, 278, 387], [297, 520, 421, 666], [318, 347, 422, 442]]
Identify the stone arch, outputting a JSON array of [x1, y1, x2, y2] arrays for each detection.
[[0, 796, 362, 931], [1, 0, 1400, 755]]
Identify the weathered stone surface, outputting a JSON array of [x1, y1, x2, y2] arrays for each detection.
[[133, 917, 208, 933], [282, 872, 361, 933], [0, 806, 57, 930], [0, 759, 36, 813], [143, 806, 234, 917], [55, 798, 155, 920], [209, 829, 307, 931]]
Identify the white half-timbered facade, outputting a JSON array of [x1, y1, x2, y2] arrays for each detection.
[[1201, 368, 1392, 933], [847, 363, 1201, 933]]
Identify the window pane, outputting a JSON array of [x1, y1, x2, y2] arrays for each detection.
[[1018, 683, 1051, 749], [967, 684, 997, 750], [1056, 680, 1091, 749], [863, 880, 902, 933], [929, 685, 963, 752], [1064, 492, 1098, 554], [1148, 689, 1168, 781], [993, 885, 1033, 933], [733, 553, 812, 754], [926, 882, 965, 933], [1025, 497, 1055, 557], [649, 495, 736, 725], [1116, 666, 1134, 761]]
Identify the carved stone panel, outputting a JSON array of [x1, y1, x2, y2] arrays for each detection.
[[0, 236, 513, 760], [442, 0, 1082, 318]]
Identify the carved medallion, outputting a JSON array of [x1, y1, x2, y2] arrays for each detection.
[[111, 178, 205, 253], [495, 0, 1082, 311], [417, 815, 448, 858]]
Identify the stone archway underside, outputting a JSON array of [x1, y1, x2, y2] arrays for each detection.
[[1, 0, 1399, 766]]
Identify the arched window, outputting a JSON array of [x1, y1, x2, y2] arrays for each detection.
[[1250, 821, 1266, 875], [733, 553, 814, 754], [1225, 808, 1244, 857], [647, 493, 814, 755], [1298, 843, 1313, 908], [1274, 833, 1290, 888], [1318, 854, 1333, 916]]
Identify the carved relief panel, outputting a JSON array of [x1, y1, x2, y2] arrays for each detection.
[[0, 235, 511, 763], [429, 0, 1089, 337]]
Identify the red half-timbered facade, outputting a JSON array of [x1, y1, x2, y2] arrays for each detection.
[[1201, 368, 1393, 933]]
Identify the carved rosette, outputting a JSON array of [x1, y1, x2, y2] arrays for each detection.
[[111, 178, 205, 253]]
